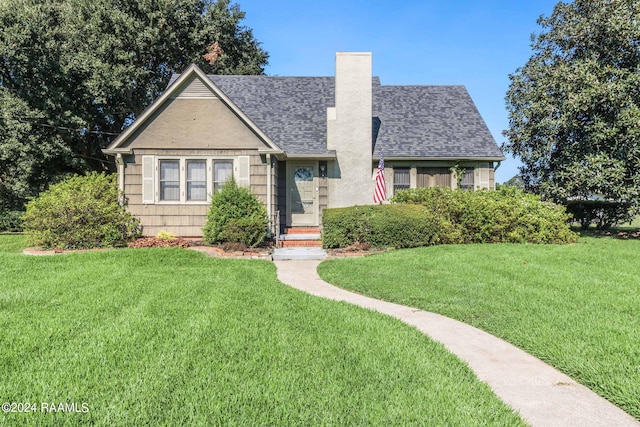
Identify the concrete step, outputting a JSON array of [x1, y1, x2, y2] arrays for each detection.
[[272, 247, 327, 261], [279, 233, 321, 241]]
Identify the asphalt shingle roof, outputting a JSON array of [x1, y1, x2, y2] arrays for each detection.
[[167, 73, 503, 159], [373, 84, 504, 158], [209, 75, 335, 155]]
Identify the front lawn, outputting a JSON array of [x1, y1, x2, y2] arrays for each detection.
[[0, 235, 524, 425], [318, 237, 640, 420]]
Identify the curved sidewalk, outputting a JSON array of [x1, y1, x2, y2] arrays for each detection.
[[274, 260, 639, 427]]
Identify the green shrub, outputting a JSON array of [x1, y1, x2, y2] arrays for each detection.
[[22, 172, 141, 249], [393, 186, 578, 245], [322, 204, 445, 249], [220, 217, 268, 248], [203, 179, 267, 247], [565, 200, 632, 230], [0, 210, 24, 232]]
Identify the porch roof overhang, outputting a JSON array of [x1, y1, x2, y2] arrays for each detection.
[[283, 152, 337, 160], [102, 148, 133, 156]]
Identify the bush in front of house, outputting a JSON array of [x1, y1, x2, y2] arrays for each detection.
[[0, 210, 24, 232], [202, 179, 267, 248], [322, 204, 447, 249], [22, 172, 141, 249], [393, 186, 578, 244]]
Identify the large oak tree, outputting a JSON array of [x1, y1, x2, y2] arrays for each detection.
[[0, 0, 267, 210], [503, 0, 640, 222]]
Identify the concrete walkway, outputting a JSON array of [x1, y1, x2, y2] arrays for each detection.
[[274, 260, 639, 427]]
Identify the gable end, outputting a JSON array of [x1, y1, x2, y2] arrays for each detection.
[[173, 76, 218, 99]]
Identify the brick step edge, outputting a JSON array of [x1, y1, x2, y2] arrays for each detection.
[[283, 227, 321, 234], [279, 240, 323, 248]]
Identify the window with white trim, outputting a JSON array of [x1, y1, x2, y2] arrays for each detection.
[[159, 160, 180, 201], [140, 155, 250, 204], [186, 160, 207, 201], [213, 160, 233, 193]]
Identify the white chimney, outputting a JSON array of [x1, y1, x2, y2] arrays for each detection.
[[327, 52, 373, 207]]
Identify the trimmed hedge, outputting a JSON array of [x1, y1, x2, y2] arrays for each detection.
[[22, 172, 141, 249], [393, 186, 578, 245], [322, 204, 446, 249]]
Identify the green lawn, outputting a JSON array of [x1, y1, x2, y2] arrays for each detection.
[[318, 237, 640, 420], [0, 235, 524, 426]]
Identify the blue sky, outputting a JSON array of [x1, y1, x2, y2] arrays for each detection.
[[238, 0, 560, 183]]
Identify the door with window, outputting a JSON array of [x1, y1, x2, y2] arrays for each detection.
[[287, 163, 317, 226]]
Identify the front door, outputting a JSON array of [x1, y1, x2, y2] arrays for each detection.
[[287, 163, 317, 226]]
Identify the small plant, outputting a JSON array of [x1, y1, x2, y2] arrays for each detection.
[[156, 230, 176, 240], [450, 163, 467, 188], [22, 172, 141, 249], [203, 178, 267, 247]]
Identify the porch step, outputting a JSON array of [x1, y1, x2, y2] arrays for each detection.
[[279, 226, 322, 248], [280, 233, 321, 241], [272, 247, 327, 261], [280, 240, 323, 248]]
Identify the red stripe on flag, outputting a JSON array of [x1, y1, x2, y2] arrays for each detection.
[[373, 158, 386, 203]]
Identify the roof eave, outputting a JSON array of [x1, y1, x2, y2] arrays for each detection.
[[102, 148, 133, 156], [376, 155, 506, 162], [284, 152, 337, 160]]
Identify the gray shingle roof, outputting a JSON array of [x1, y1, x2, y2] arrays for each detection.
[[209, 75, 335, 155], [373, 84, 504, 158], [167, 73, 503, 159]]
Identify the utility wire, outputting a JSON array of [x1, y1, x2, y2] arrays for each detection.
[[15, 118, 121, 136]]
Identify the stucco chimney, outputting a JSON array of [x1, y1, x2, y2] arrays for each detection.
[[327, 52, 373, 207]]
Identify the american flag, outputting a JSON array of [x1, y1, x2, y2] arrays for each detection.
[[373, 153, 386, 203]]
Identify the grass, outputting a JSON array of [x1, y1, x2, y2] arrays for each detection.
[[0, 235, 524, 426], [318, 236, 640, 420]]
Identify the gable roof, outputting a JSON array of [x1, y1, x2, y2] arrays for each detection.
[[111, 64, 504, 161], [104, 64, 282, 154]]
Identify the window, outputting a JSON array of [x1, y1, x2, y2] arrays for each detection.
[[393, 168, 410, 193], [159, 160, 180, 201], [142, 155, 250, 204], [213, 160, 233, 193], [417, 167, 451, 188], [186, 160, 206, 201], [460, 168, 475, 191]]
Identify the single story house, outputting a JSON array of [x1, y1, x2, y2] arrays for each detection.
[[103, 52, 505, 237]]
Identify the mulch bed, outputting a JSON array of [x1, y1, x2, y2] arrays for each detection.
[[22, 238, 273, 259]]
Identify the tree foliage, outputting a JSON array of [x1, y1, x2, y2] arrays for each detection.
[[503, 0, 640, 221], [0, 0, 268, 210]]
